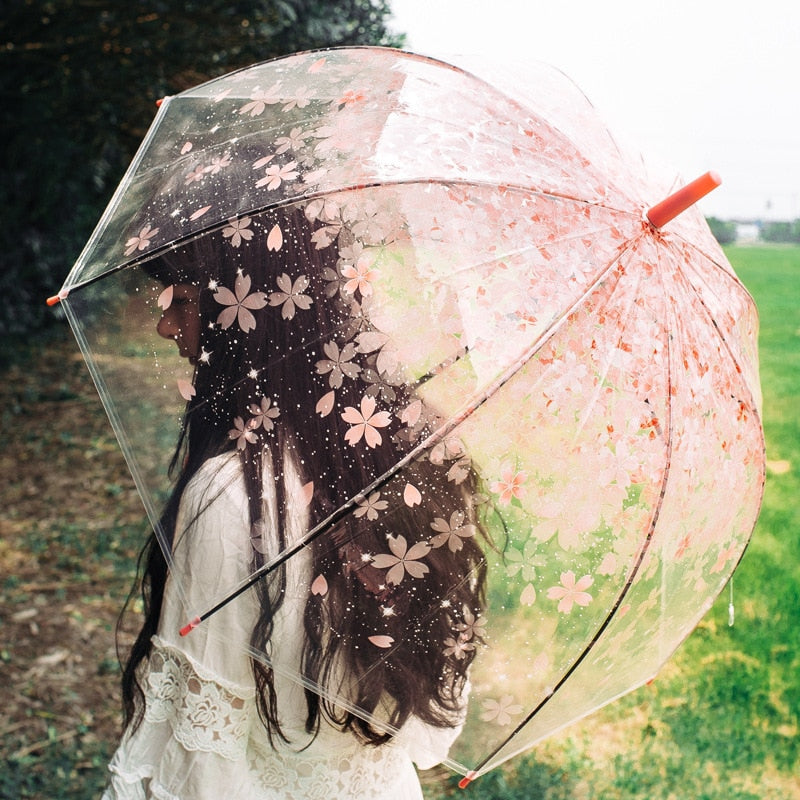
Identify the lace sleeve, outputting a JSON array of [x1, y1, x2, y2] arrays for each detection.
[[143, 638, 255, 760], [103, 638, 262, 800]]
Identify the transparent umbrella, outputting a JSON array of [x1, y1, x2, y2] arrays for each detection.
[[50, 47, 764, 783]]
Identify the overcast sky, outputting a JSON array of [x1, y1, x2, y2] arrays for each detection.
[[389, 0, 799, 221]]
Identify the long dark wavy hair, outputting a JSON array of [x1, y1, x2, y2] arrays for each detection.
[[120, 201, 487, 747]]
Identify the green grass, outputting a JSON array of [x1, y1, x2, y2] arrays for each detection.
[[425, 245, 800, 799], [9, 246, 798, 799]]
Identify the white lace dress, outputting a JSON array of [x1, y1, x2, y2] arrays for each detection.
[[102, 455, 461, 800]]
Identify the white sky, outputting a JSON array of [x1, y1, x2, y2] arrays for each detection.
[[389, 0, 800, 220]]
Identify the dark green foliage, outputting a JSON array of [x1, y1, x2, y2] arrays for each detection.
[[760, 219, 800, 243], [706, 216, 737, 244], [0, 0, 403, 358]]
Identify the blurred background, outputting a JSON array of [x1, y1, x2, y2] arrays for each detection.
[[2, 2, 797, 798]]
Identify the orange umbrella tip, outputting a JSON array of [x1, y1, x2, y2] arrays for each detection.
[[156, 97, 165, 107], [179, 616, 202, 637], [646, 171, 722, 229], [458, 772, 478, 789], [46, 290, 68, 306]]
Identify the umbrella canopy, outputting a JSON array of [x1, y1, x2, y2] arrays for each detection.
[[52, 47, 764, 782]]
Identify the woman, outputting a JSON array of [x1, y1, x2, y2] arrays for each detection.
[[103, 201, 487, 799]]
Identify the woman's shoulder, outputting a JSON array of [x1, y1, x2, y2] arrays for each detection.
[[188, 452, 243, 499], [177, 452, 248, 536]]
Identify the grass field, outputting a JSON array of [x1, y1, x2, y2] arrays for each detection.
[[2, 245, 797, 799], [423, 245, 800, 799]]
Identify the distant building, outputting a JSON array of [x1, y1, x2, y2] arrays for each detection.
[[735, 222, 761, 243]]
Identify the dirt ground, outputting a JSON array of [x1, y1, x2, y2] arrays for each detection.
[[1, 329, 147, 786]]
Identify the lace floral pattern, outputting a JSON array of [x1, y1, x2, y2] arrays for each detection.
[[144, 640, 253, 761], [103, 638, 425, 800]]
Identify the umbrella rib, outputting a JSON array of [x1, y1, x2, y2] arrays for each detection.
[[60, 179, 637, 297], [180, 229, 648, 633], [461, 248, 678, 780]]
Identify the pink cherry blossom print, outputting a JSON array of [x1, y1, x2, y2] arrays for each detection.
[[255, 160, 299, 190], [455, 608, 487, 642], [275, 127, 307, 154], [547, 571, 594, 613], [228, 416, 259, 450], [248, 396, 280, 431], [252, 154, 275, 170], [157, 285, 174, 310], [214, 272, 268, 332], [339, 244, 378, 297], [180, 141, 193, 154], [268, 273, 313, 320], [443, 635, 475, 660], [266, 223, 283, 252], [204, 152, 232, 175], [311, 574, 328, 596], [222, 217, 254, 248], [282, 86, 313, 111], [400, 399, 423, 427], [490, 465, 528, 505], [298, 481, 314, 508], [315, 341, 361, 388], [238, 83, 281, 116], [403, 483, 422, 507], [520, 583, 537, 606], [316, 390, 335, 417], [189, 205, 212, 221], [368, 635, 394, 649], [371, 535, 431, 585], [341, 395, 391, 448], [184, 165, 206, 185], [430, 511, 477, 552], [124, 224, 159, 256], [354, 491, 388, 521], [177, 379, 196, 401], [481, 695, 524, 726]]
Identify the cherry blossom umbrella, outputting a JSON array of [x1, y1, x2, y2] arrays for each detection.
[[49, 47, 765, 784]]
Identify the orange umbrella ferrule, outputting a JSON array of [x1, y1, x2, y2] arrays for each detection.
[[646, 171, 721, 228], [46, 289, 69, 306]]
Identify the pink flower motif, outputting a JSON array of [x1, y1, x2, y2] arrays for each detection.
[[354, 491, 388, 521], [256, 160, 299, 190], [443, 635, 475, 661], [315, 341, 361, 388], [248, 396, 280, 431], [454, 608, 486, 641], [228, 416, 259, 450], [341, 395, 391, 448], [370, 535, 431, 585], [480, 695, 524, 726], [429, 511, 477, 552], [184, 165, 206, 184], [339, 245, 378, 297], [239, 84, 281, 116], [547, 571, 594, 613], [204, 152, 232, 174], [490, 465, 527, 505], [282, 86, 313, 111], [268, 273, 313, 320], [275, 127, 308, 154], [222, 217, 254, 247], [124, 224, 159, 256], [214, 272, 268, 333]]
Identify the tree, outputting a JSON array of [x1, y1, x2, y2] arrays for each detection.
[[761, 220, 800, 244], [705, 217, 737, 245], [0, 0, 403, 353]]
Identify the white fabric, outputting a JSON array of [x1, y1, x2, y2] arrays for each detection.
[[102, 453, 461, 799]]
